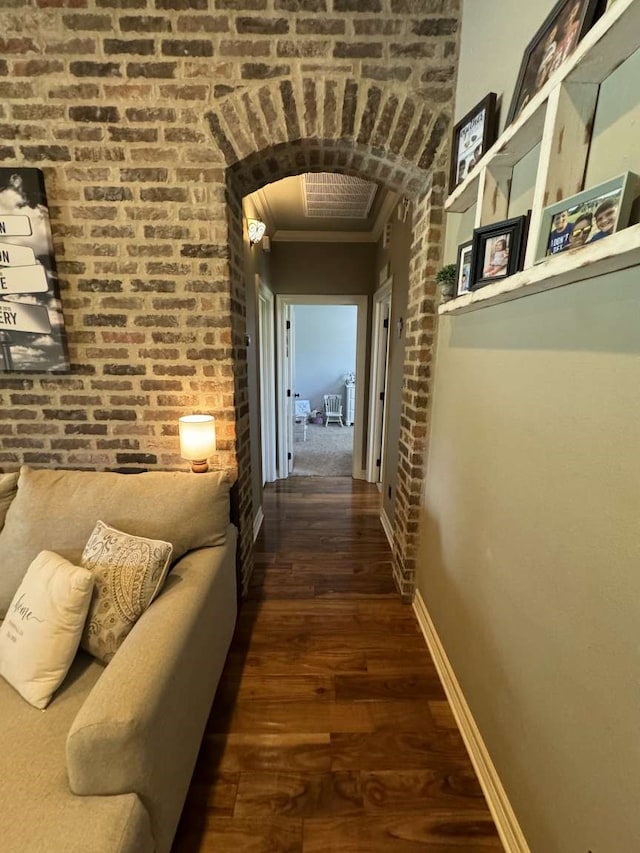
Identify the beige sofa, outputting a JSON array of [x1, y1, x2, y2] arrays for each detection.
[[0, 465, 238, 853]]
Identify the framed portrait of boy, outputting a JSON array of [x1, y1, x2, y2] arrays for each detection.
[[470, 215, 530, 290], [534, 172, 639, 262], [448, 93, 498, 195], [506, 0, 600, 126], [454, 240, 473, 296]]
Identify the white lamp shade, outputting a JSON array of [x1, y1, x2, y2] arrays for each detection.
[[179, 415, 216, 461]]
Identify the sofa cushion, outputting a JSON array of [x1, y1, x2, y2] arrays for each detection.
[[0, 550, 94, 709], [0, 465, 230, 618], [0, 650, 154, 853], [81, 521, 172, 664], [0, 472, 18, 532]]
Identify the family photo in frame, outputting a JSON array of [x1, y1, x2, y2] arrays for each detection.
[[455, 241, 473, 297], [507, 0, 600, 124], [535, 172, 639, 261], [469, 215, 530, 290], [448, 93, 498, 194]]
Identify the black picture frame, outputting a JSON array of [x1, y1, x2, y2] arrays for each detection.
[[470, 215, 530, 290], [448, 93, 498, 195], [506, 0, 600, 126], [454, 240, 473, 297]]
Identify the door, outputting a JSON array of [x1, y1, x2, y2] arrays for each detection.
[[277, 299, 296, 479], [277, 293, 368, 481], [285, 304, 295, 475], [367, 279, 392, 483], [376, 296, 391, 486], [258, 281, 276, 483]]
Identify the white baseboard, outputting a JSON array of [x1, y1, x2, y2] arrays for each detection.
[[413, 590, 530, 853], [380, 507, 394, 549], [253, 506, 264, 542]]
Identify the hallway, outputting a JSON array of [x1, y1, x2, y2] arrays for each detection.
[[172, 478, 501, 852]]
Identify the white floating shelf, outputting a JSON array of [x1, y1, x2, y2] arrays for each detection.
[[438, 224, 640, 315]]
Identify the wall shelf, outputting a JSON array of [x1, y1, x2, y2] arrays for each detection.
[[439, 224, 640, 315], [442, 0, 640, 313]]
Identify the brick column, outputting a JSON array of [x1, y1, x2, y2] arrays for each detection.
[[392, 158, 448, 601]]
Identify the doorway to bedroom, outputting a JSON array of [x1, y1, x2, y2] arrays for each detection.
[[276, 296, 366, 479], [290, 302, 356, 477]]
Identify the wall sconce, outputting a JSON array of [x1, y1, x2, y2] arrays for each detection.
[[178, 414, 216, 473], [247, 218, 266, 246]]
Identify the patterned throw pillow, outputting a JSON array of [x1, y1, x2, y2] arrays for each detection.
[[80, 520, 173, 664]]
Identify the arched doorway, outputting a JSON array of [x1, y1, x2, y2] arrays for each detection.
[[225, 152, 446, 602]]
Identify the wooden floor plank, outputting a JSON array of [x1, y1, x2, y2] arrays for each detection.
[[172, 478, 500, 852]]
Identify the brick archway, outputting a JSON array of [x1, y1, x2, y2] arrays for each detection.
[[197, 52, 456, 598], [211, 99, 449, 598]]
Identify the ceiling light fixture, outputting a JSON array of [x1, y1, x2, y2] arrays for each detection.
[[247, 218, 267, 245]]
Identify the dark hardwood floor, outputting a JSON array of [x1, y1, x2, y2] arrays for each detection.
[[172, 477, 502, 852]]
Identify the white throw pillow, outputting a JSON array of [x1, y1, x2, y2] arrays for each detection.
[[80, 520, 173, 664], [0, 551, 93, 709]]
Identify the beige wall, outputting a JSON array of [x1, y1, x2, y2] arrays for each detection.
[[419, 2, 640, 849], [270, 242, 376, 296]]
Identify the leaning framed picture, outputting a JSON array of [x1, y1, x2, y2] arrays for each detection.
[[534, 171, 639, 262], [0, 168, 69, 372], [470, 215, 530, 290], [448, 93, 498, 194], [506, 0, 600, 125], [454, 240, 473, 296]]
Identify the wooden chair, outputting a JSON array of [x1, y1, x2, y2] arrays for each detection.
[[323, 394, 344, 427]]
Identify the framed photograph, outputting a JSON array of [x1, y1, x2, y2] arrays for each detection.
[[506, 0, 600, 125], [470, 215, 530, 290], [448, 93, 498, 194], [0, 168, 69, 372], [455, 240, 473, 296], [534, 171, 639, 262]]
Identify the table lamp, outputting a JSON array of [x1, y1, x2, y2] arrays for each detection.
[[178, 414, 216, 473]]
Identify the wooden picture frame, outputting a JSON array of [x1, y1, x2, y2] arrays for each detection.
[[448, 93, 498, 194], [506, 0, 600, 125], [470, 215, 530, 290], [534, 172, 639, 262], [455, 240, 473, 297]]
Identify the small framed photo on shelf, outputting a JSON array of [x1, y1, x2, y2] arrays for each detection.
[[506, 0, 600, 125], [448, 93, 498, 194], [534, 172, 639, 262], [455, 240, 473, 296], [470, 215, 530, 290]]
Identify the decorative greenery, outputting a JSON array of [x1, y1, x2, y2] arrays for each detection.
[[436, 264, 456, 299]]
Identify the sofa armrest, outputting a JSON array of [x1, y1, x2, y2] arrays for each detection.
[[66, 524, 237, 853]]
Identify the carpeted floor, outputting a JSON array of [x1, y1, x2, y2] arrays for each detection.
[[291, 422, 354, 477]]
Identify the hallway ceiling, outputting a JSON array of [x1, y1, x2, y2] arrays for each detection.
[[250, 173, 398, 243]]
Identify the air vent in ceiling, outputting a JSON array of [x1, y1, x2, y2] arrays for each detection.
[[302, 173, 377, 219]]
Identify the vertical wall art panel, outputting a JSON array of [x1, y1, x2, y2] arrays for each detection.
[[0, 169, 69, 372]]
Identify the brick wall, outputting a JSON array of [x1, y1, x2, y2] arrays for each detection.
[[0, 0, 459, 596], [392, 148, 446, 600]]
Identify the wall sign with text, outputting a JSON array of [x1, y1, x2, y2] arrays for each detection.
[[0, 168, 69, 372]]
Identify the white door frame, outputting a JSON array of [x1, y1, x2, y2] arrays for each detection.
[[276, 293, 369, 480], [366, 278, 392, 483], [258, 280, 277, 483]]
